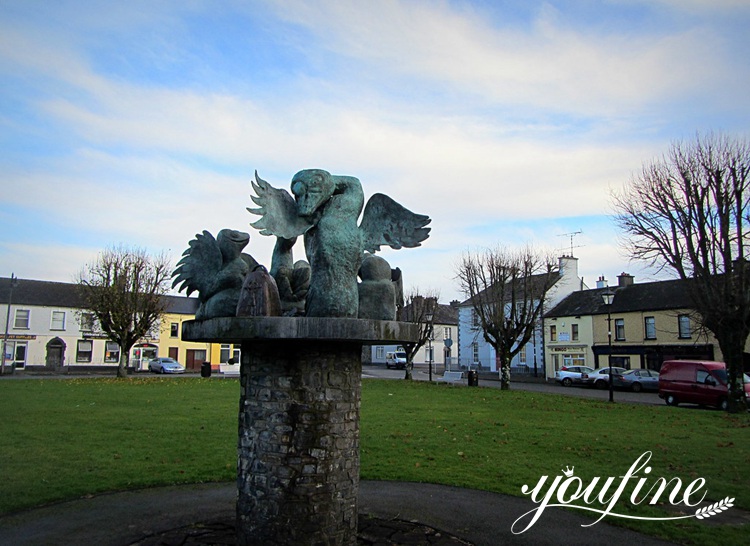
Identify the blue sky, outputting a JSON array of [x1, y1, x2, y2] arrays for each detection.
[[2, 0, 749, 302]]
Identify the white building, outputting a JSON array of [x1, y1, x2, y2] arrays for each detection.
[[456, 256, 588, 378]]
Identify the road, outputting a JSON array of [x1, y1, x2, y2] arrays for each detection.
[[5, 365, 664, 406], [362, 364, 664, 406]]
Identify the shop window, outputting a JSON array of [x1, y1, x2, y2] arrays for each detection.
[[104, 341, 120, 363], [5, 342, 27, 367], [76, 340, 93, 362], [220, 344, 241, 363]]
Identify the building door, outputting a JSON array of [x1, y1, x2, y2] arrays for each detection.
[[169, 347, 179, 360], [186, 349, 207, 371], [46, 338, 66, 370]]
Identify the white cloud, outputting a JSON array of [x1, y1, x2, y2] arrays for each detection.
[[265, 0, 731, 117], [1, 0, 747, 300]]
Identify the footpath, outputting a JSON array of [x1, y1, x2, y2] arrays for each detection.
[[0, 480, 680, 546]]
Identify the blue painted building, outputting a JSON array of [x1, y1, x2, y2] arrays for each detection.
[[456, 256, 587, 379]]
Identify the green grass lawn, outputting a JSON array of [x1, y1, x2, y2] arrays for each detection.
[[0, 377, 747, 545]]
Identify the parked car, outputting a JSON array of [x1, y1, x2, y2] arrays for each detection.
[[554, 365, 594, 387], [611, 369, 659, 392], [148, 357, 186, 374], [581, 367, 628, 389], [658, 360, 750, 410], [385, 351, 408, 370]]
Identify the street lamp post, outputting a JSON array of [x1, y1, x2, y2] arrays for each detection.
[[601, 289, 615, 403]]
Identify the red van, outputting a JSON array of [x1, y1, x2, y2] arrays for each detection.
[[658, 360, 750, 410]]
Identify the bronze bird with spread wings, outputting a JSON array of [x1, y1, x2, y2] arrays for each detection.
[[171, 229, 259, 319], [248, 169, 430, 318]]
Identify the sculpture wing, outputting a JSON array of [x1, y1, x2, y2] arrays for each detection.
[[247, 171, 313, 239], [360, 193, 431, 253], [171, 231, 223, 297]]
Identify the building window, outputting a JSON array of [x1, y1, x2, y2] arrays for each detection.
[[615, 319, 625, 341], [644, 316, 656, 340], [571, 324, 579, 341], [375, 346, 384, 359], [678, 315, 691, 338], [425, 345, 434, 362], [104, 342, 120, 363], [50, 310, 66, 331], [220, 344, 241, 363], [471, 310, 479, 328], [472, 342, 479, 363], [80, 313, 95, 332], [170, 323, 179, 338], [563, 354, 585, 367], [76, 340, 93, 362], [14, 309, 30, 329], [611, 356, 631, 369], [444, 327, 452, 340], [519, 349, 527, 365], [550, 325, 557, 342]]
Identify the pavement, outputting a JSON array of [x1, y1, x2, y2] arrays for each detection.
[[0, 480, 682, 546]]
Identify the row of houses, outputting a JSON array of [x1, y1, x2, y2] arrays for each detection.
[[2, 258, 745, 378], [455, 256, 747, 379], [0, 277, 241, 374]]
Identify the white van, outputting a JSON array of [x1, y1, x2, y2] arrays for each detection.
[[385, 351, 408, 369]]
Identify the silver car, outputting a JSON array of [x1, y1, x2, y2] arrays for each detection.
[[581, 367, 628, 389], [148, 357, 186, 374], [612, 369, 659, 392], [555, 365, 595, 387]]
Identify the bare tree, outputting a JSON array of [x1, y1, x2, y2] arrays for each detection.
[[456, 246, 559, 390], [77, 246, 172, 378], [400, 289, 439, 380], [612, 132, 750, 412]]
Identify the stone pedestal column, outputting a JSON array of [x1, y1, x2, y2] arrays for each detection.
[[182, 317, 418, 546], [237, 340, 361, 545]]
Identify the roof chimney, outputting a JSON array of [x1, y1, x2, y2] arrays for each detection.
[[617, 272, 634, 287], [596, 275, 608, 289], [558, 256, 578, 277]]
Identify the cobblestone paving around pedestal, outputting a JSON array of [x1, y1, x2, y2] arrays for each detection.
[[130, 514, 474, 546]]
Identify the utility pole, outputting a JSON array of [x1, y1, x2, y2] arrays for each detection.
[[2, 274, 19, 375]]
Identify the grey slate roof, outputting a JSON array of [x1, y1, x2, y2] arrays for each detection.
[[459, 271, 562, 307], [544, 278, 694, 318], [0, 277, 199, 315], [392, 300, 459, 325]]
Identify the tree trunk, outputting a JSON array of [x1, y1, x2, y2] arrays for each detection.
[[404, 360, 413, 381], [496, 353, 510, 390], [117, 348, 128, 378], [716, 330, 748, 413]]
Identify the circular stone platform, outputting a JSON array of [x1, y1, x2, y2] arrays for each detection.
[[181, 316, 420, 345]]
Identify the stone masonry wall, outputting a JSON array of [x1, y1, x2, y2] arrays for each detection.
[[237, 340, 362, 546]]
